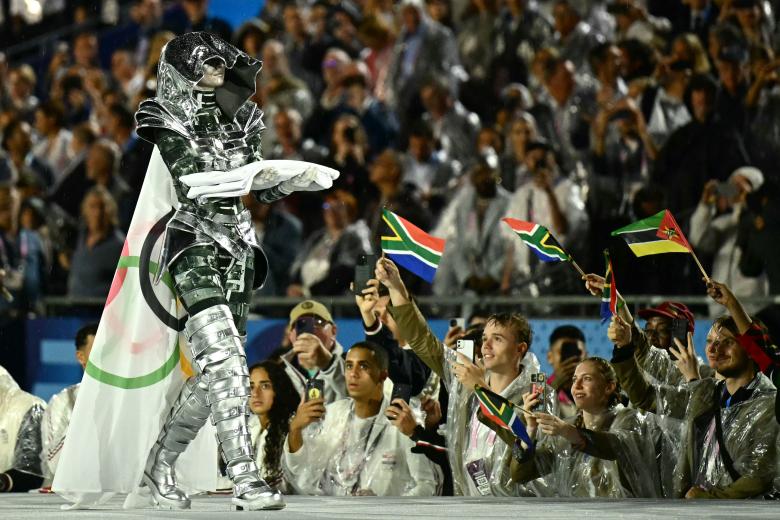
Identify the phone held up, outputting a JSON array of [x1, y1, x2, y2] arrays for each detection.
[[455, 338, 475, 364], [305, 378, 325, 402], [390, 383, 413, 408], [353, 254, 388, 296], [530, 372, 547, 413], [668, 318, 689, 361]]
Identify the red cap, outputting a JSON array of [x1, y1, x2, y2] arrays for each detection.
[[637, 301, 695, 333]]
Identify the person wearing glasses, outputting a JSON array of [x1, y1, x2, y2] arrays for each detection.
[[608, 280, 779, 499], [281, 300, 348, 404], [583, 274, 713, 386]]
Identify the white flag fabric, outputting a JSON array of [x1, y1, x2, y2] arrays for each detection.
[[52, 147, 217, 507]]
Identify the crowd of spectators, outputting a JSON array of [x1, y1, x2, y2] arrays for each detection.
[[0, 0, 777, 318], [1, 0, 780, 505]]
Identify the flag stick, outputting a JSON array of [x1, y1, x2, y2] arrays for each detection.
[[570, 259, 586, 277], [689, 247, 710, 282]]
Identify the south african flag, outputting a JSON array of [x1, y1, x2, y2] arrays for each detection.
[[601, 249, 622, 322], [502, 218, 571, 262], [474, 385, 534, 452], [381, 209, 446, 283]]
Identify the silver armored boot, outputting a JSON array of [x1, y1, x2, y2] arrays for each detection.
[[187, 304, 285, 510], [142, 377, 210, 509]]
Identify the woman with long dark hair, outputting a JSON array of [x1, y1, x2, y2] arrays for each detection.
[[248, 361, 298, 492]]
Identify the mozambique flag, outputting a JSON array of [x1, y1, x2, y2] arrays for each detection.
[[611, 209, 692, 257], [381, 209, 446, 283], [474, 385, 534, 452], [502, 218, 571, 262], [601, 249, 622, 322]]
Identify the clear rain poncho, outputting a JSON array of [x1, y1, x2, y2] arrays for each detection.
[[0, 366, 45, 478], [616, 352, 779, 499], [439, 347, 556, 496], [510, 405, 664, 498], [631, 323, 715, 387], [663, 375, 778, 497], [282, 397, 441, 496]]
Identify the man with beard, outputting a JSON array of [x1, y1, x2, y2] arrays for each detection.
[[609, 281, 779, 499]]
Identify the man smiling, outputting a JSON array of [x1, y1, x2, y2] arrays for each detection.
[[609, 280, 779, 499], [376, 258, 551, 496]]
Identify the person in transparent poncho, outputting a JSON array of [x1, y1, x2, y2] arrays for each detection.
[[609, 280, 779, 499], [501, 357, 663, 498], [0, 365, 45, 493], [282, 341, 440, 496], [375, 257, 553, 496]]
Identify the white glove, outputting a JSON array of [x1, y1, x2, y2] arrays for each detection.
[[182, 160, 340, 200], [252, 161, 339, 193], [179, 161, 265, 188]]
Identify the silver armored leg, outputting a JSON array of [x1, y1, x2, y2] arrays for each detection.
[[142, 376, 210, 509], [186, 304, 285, 510]]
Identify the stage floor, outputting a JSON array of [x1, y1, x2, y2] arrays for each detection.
[[1, 494, 778, 519]]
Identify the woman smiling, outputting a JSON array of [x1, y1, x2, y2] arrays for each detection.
[[506, 357, 663, 498]]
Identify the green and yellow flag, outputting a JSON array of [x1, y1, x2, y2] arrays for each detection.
[[611, 209, 692, 257]]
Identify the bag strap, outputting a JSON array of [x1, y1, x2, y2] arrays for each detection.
[[713, 382, 742, 483]]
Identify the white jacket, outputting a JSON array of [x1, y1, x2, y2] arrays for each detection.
[[689, 202, 768, 317], [40, 383, 79, 483], [283, 397, 441, 496]]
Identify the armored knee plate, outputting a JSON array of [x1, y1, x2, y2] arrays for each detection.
[[185, 305, 285, 510]]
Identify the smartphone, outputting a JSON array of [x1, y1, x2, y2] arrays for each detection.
[[559, 340, 581, 363], [449, 318, 465, 329], [295, 316, 316, 335], [353, 254, 378, 296], [390, 383, 413, 407], [305, 379, 325, 402], [530, 373, 547, 413], [455, 339, 475, 363], [669, 319, 688, 360]]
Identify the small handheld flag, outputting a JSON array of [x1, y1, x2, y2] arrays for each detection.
[[600, 249, 622, 322], [381, 209, 446, 283], [611, 209, 709, 281], [611, 209, 691, 256], [502, 218, 585, 276], [473, 385, 534, 453]]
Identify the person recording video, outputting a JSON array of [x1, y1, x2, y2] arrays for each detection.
[[283, 341, 441, 496]]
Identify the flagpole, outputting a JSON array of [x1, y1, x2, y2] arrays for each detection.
[[570, 259, 586, 277], [689, 247, 710, 283]]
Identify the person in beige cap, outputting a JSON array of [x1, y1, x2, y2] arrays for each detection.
[[280, 300, 347, 404]]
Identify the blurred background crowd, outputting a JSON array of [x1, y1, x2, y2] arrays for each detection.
[[0, 0, 778, 320]]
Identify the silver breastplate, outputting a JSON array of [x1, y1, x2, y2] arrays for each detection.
[[190, 106, 255, 172]]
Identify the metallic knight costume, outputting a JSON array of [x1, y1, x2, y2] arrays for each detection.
[[133, 32, 300, 510]]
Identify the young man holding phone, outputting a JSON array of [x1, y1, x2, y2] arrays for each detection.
[[376, 258, 553, 496], [283, 342, 441, 496], [281, 300, 347, 404]]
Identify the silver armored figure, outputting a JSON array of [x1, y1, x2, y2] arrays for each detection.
[[133, 32, 334, 511]]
